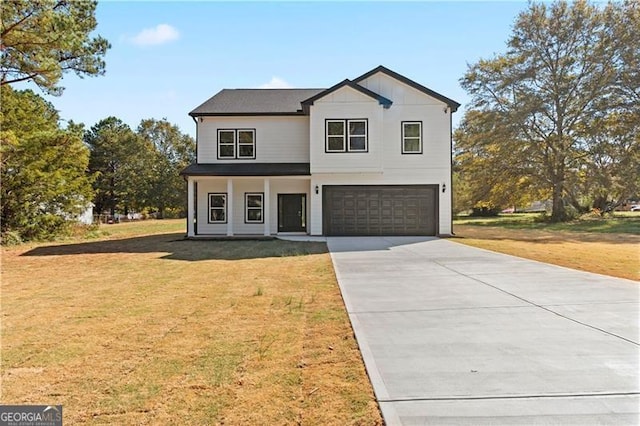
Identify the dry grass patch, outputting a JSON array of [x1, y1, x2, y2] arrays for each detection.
[[453, 225, 639, 281], [2, 221, 382, 425]]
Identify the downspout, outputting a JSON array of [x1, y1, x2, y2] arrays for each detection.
[[449, 105, 455, 237], [191, 115, 199, 165]]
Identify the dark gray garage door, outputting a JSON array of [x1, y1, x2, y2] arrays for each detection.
[[323, 185, 438, 236]]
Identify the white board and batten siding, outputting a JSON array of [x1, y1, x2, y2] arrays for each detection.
[[358, 71, 453, 171], [307, 74, 453, 236], [197, 116, 309, 163], [309, 86, 384, 174]]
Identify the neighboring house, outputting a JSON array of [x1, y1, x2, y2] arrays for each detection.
[[76, 203, 94, 225], [181, 66, 460, 237]]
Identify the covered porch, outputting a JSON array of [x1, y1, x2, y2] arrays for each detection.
[[181, 163, 312, 238]]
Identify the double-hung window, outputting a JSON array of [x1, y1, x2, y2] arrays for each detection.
[[217, 129, 256, 159], [209, 193, 227, 223], [402, 121, 422, 154], [326, 120, 345, 152], [245, 193, 264, 223], [237, 130, 255, 158], [326, 119, 368, 152]]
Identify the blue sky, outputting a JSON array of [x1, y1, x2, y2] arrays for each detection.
[[17, 1, 529, 137]]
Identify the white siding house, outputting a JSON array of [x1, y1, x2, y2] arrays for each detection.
[[181, 66, 459, 237]]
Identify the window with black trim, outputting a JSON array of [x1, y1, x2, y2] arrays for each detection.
[[208, 193, 227, 223], [326, 119, 368, 152], [402, 121, 422, 154], [217, 129, 256, 159], [245, 193, 264, 223], [218, 130, 235, 158], [326, 120, 345, 152]]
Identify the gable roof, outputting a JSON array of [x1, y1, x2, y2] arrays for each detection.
[[300, 79, 393, 111], [190, 89, 324, 116], [353, 65, 461, 112], [189, 66, 459, 116]]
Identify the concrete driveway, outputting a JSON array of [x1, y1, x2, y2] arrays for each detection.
[[327, 237, 639, 425]]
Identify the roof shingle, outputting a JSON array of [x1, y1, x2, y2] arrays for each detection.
[[190, 89, 324, 116]]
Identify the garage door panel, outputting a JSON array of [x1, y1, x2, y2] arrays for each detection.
[[323, 185, 438, 236]]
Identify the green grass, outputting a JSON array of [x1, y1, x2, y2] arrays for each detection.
[[94, 218, 187, 238], [454, 212, 640, 234]]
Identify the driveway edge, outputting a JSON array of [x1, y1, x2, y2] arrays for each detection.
[[328, 248, 402, 425]]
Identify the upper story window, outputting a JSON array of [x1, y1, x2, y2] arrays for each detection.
[[326, 119, 368, 153], [402, 121, 422, 154], [217, 129, 256, 159]]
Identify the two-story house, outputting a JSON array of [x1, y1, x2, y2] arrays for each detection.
[[181, 66, 459, 237]]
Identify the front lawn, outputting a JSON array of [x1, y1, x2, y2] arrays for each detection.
[[453, 214, 639, 281], [454, 212, 640, 234], [1, 220, 382, 424]]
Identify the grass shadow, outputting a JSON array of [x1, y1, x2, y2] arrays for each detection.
[[21, 233, 328, 261]]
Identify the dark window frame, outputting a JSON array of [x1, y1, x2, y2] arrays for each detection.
[[217, 128, 256, 160], [217, 129, 236, 159], [208, 192, 227, 223], [245, 192, 265, 224], [401, 121, 423, 154], [326, 120, 346, 152], [325, 119, 368, 153]]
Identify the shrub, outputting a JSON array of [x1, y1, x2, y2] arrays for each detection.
[[1, 231, 23, 246], [470, 206, 500, 217]]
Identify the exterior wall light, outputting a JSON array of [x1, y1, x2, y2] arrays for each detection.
[[315, 185, 319, 194], [442, 183, 446, 193]]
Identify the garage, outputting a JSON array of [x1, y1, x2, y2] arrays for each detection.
[[323, 185, 438, 236]]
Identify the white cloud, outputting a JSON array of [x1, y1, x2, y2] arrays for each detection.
[[130, 24, 179, 47], [259, 77, 293, 89]]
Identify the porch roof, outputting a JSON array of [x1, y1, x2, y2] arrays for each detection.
[[180, 163, 311, 177]]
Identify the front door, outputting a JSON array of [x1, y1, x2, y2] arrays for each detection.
[[278, 194, 306, 232]]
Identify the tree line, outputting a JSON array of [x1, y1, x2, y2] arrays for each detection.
[[1, 1, 194, 242], [1, 85, 195, 242], [455, 0, 639, 221]]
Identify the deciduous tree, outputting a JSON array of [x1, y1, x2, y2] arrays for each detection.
[[460, 0, 638, 220], [454, 110, 546, 212]]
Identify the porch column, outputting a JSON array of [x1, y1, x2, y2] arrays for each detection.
[[187, 177, 195, 237], [263, 179, 270, 236], [226, 178, 234, 236]]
